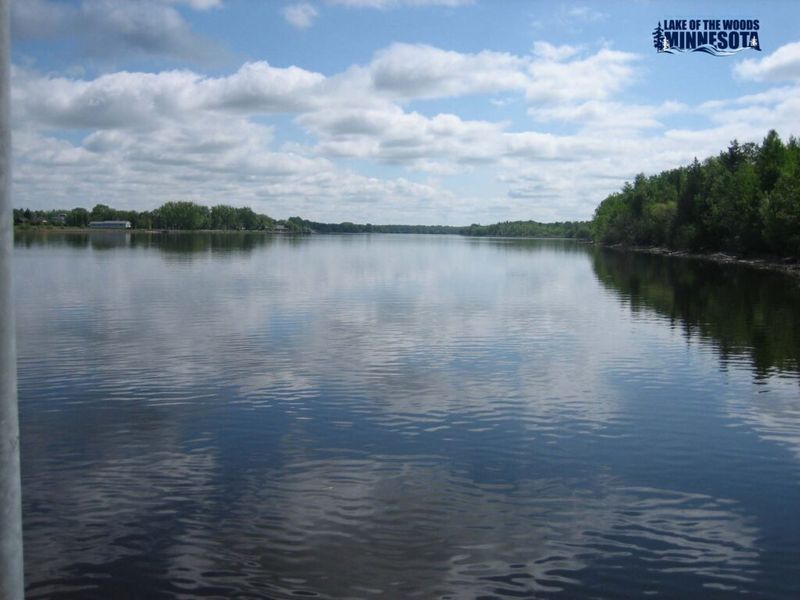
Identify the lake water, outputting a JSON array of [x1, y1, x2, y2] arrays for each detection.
[[13, 232, 800, 599]]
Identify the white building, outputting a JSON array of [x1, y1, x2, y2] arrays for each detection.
[[89, 220, 132, 229]]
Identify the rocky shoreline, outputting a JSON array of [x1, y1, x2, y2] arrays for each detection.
[[601, 243, 800, 279]]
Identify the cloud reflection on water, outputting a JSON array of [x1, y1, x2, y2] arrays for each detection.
[[14, 233, 800, 598]]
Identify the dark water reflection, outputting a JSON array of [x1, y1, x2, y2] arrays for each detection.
[[13, 232, 800, 599], [592, 248, 800, 375]]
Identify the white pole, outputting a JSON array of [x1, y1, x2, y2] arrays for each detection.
[[0, 0, 24, 597]]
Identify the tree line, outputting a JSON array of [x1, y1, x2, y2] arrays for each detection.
[[285, 217, 463, 234], [14, 203, 589, 238], [462, 220, 591, 239], [14, 201, 287, 232], [591, 130, 800, 257], [289, 217, 591, 237]]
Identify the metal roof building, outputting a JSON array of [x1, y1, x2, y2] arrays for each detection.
[[89, 220, 132, 229]]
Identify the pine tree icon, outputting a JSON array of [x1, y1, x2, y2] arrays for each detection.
[[653, 21, 665, 52]]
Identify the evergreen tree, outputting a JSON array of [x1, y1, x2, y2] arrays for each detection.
[[652, 22, 665, 51], [756, 129, 787, 194]]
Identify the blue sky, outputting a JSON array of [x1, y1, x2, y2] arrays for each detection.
[[10, 0, 800, 224]]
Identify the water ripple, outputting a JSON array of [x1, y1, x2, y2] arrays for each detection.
[[13, 233, 800, 599]]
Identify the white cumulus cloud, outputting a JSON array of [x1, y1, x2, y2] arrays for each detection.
[[368, 43, 528, 99], [734, 41, 800, 82]]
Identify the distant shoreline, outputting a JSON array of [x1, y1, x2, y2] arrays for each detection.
[[12, 225, 581, 239]]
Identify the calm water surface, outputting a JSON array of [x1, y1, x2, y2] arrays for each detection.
[[13, 232, 800, 599]]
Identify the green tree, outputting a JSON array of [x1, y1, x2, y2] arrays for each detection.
[[762, 169, 800, 256], [706, 162, 763, 253], [66, 207, 90, 227], [90, 203, 116, 222], [154, 201, 209, 230], [236, 207, 258, 230], [131, 210, 153, 229], [756, 129, 787, 194], [210, 205, 240, 230]]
